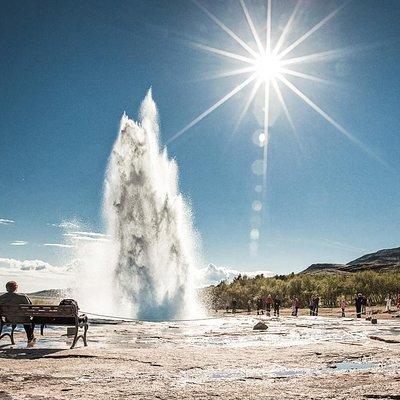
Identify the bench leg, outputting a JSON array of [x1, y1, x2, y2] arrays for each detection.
[[83, 324, 88, 347], [0, 320, 13, 345], [0, 332, 13, 344], [10, 324, 16, 345], [40, 324, 44, 336], [70, 324, 88, 349], [70, 325, 79, 349]]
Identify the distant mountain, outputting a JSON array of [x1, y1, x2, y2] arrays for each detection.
[[301, 263, 347, 274], [346, 247, 400, 271], [301, 247, 400, 274]]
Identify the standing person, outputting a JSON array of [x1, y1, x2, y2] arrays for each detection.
[[385, 294, 392, 313], [247, 299, 252, 314], [256, 298, 262, 315], [231, 298, 237, 313], [339, 298, 348, 317], [273, 295, 281, 317], [366, 297, 372, 316], [266, 294, 273, 317], [355, 293, 363, 318], [261, 295, 267, 315], [0, 281, 36, 347], [361, 295, 367, 315], [292, 297, 300, 316], [314, 295, 320, 316], [309, 297, 315, 316]]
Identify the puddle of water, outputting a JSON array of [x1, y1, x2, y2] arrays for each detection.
[[271, 370, 305, 378], [212, 371, 244, 380], [329, 361, 376, 371]]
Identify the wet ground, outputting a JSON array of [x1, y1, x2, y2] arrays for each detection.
[[0, 312, 399, 399]]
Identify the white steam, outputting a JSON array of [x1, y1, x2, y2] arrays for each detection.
[[73, 90, 202, 320]]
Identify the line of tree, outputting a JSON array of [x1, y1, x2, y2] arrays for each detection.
[[200, 270, 400, 309]]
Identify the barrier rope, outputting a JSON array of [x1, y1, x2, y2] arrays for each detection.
[[80, 310, 227, 323]]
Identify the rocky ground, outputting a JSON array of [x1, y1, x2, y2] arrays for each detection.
[[0, 308, 400, 399]]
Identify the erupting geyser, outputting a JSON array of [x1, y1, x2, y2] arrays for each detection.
[[101, 89, 200, 320]]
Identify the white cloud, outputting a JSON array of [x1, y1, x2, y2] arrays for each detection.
[[47, 221, 81, 230], [0, 257, 74, 293], [10, 240, 28, 246], [198, 263, 274, 287], [0, 219, 15, 225], [71, 231, 109, 238], [43, 243, 76, 248], [59, 221, 81, 230], [63, 231, 109, 242]]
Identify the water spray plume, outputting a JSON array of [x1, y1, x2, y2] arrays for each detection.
[[74, 90, 202, 321]]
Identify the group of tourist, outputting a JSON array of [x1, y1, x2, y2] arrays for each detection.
[[248, 294, 300, 317], [308, 295, 320, 316], [225, 292, 400, 317], [250, 294, 283, 317]]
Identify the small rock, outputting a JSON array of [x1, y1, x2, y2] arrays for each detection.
[[371, 319, 377, 325], [253, 322, 268, 331]]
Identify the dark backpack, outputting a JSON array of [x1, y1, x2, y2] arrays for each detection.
[[59, 299, 79, 309]]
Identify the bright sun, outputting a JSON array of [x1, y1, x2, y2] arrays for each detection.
[[169, 0, 382, 184], [255, 54, 282, 81]]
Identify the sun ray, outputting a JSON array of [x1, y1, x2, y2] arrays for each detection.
[[233, 78, 263, 134], [239, 0, 265, 55], [272, 1, 300, 56], [281, 68, 333, 85], [192, 0, 258, 58], [277, 74, 386, 166], [193, 42, 256, 64], [196, 66, 257, 82], [265, 0, 272, 55], [171, 0, 386, 202], [271, 78, 298, 141], [167, 73, 257, 144], [281, 47, 357, 67], [277, 3, 346, 59]]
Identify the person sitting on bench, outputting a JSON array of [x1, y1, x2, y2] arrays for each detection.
[[0, 281, 36, 347]]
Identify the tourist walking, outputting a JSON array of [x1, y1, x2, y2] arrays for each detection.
[[247, 299, 252, 314], [361, 295, 367, 315], [274, 295, 281, 317], [339, 298, 348, 317], [309, 297, 315, 316], [314, 295, 320, 316], [256, 298, 263, 315], [266, 294, 273, 317], [385, 294, 392, 312], [355, 293, 363, 318], [292, 297, 300, 316], [231, 299, 237, 313]]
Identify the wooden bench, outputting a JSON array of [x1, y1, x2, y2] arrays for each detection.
[[0, 304, 88, 349]]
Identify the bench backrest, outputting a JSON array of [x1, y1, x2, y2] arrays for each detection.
[[0, 304, 78, 319]]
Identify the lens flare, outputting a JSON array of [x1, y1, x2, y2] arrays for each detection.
[[169, 0, 384, 173], [168, 0, 384, 255]]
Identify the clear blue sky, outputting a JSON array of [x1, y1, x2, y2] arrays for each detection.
[[0, 0, 399, 273]]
